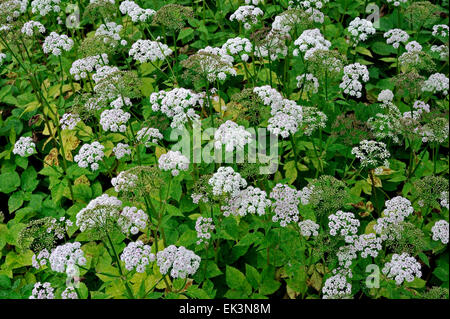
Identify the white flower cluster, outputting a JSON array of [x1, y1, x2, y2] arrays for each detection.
[[402, 100, 430, 120], [271, 10, 302, 36], [119, 1, 156, 22], [197, 46, 237, 81], [229, 5, 264, 30], [351, 233, 383, 258], [100, 108, 130, 132], [120, 240, 155, 273], [150, 88, 204, 129], [117, 206, 148, 235], [195, 217, 215, 245], [422, 73, 449, 96], [289, 0, 328, 23], [208, 166, 247, 197], [111, 171, 138, 193], [384, 29, 409, 49], [245, 0, 261, 4], [301, 106, 327, 136], [61, 286, 78, 299], [43, 32, 74, 56], [95, 22, 125, 47], [21, 20, 45, 36], [113, 143, 131, 159], [386, 0, 407, 6], [339, 63, 370, 98], [129, 39, 173, 63], [382, 253, 422, 285], [348, 17, 376, 45], [0, 0, 28, 23], [74, 141, 105, 171], [254, 86, 303, 138], [293, 29, 331, 60], [136, 127, 163, 147], [296, 73, 319, 94], [374, 196, 414, 240], [46, 216, 73, 240], [191, 193, 209, 204], [440, 191, 449, 210], [31, 0, 60, 16], [351, 140, 390, 168], [13, 136, 36, 157], [48, 242, 86, 273], [222, 186, 270, 217], [70, 54, 109, 81], [431, 44, 449, 60], [270, 184, 301, 227], [29, 282, 55, 299], [254, 31, 288, 61], [322, 274, 352, 299], [431, 220, 449, 244], [378, 89, 395, 105], [298, 219, 319, 237], [299, 185, 314, 205], [60, 113, 81, 130], [0, 53, 6, 65], [328, 211, 360, 240], [432, 24, 449, 38], [221, 37, 253, 62], [214, 120, 253, 152], [110, 96, 132, 109], [158, 150, 190, 176], [76, 194, 122, 232], [156, 245, 201, 279]]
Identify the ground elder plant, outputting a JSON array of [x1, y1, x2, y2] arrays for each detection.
[[0, 0, 448, 301]]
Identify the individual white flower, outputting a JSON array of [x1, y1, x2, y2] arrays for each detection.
[[43, 32, 74, 56], [339, 63, 370, 98], [293, 28, 331, 60], [351, 140, 390, 168], [431, 220, 449, 244], [136, 127, 163, 147], [432, 24, 449, 38], [347, 17, 376, 45], [270, 184, 301, 227], [386, 0, 407, 6], [150, 88, 204, 129], [31, 0, 61, 16], [158, 150, 190, 176], [229, 5, 264, 30], [120, 240, 155, 273], [195, 217, 215, 245], [70, 54, 109, 81], [29, 282, 55, 299], [118, 206, 148, 235], [221, 37, 253, 62], [21, 20, 46, 36], [119, 1, 156, 22], [129, 39, 173, 63], [61, 286, 78, 299], [113, 143, 132, 159], [214, 120, 253, 152], [384, 29, 409, 49], [382, 253, 421, 285], [322, 274, 352, 299], [328, 211, 360, 241], [74, 141, 105, 171], [60, 113, 81, 130], [0, 52, 6, 65], [111, 171, 138, 193], [208, 166, 247, 197], [13, 136, 36, 157], [75, 194, 122, 232], [49, 242, 86, 273], [99, 108, 130, 132], [222, 186, 270, 217], [157, 245, 201, 279], [298, 219, 319, 237], [422, 73, 449, 96]]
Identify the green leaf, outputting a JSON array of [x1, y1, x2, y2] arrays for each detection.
[[21, 166, 38, 192], [226, 265, 252, 295], [0, 171, 21, 194], [246, 264, 261, 289], [8, 191, 24, 212]]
